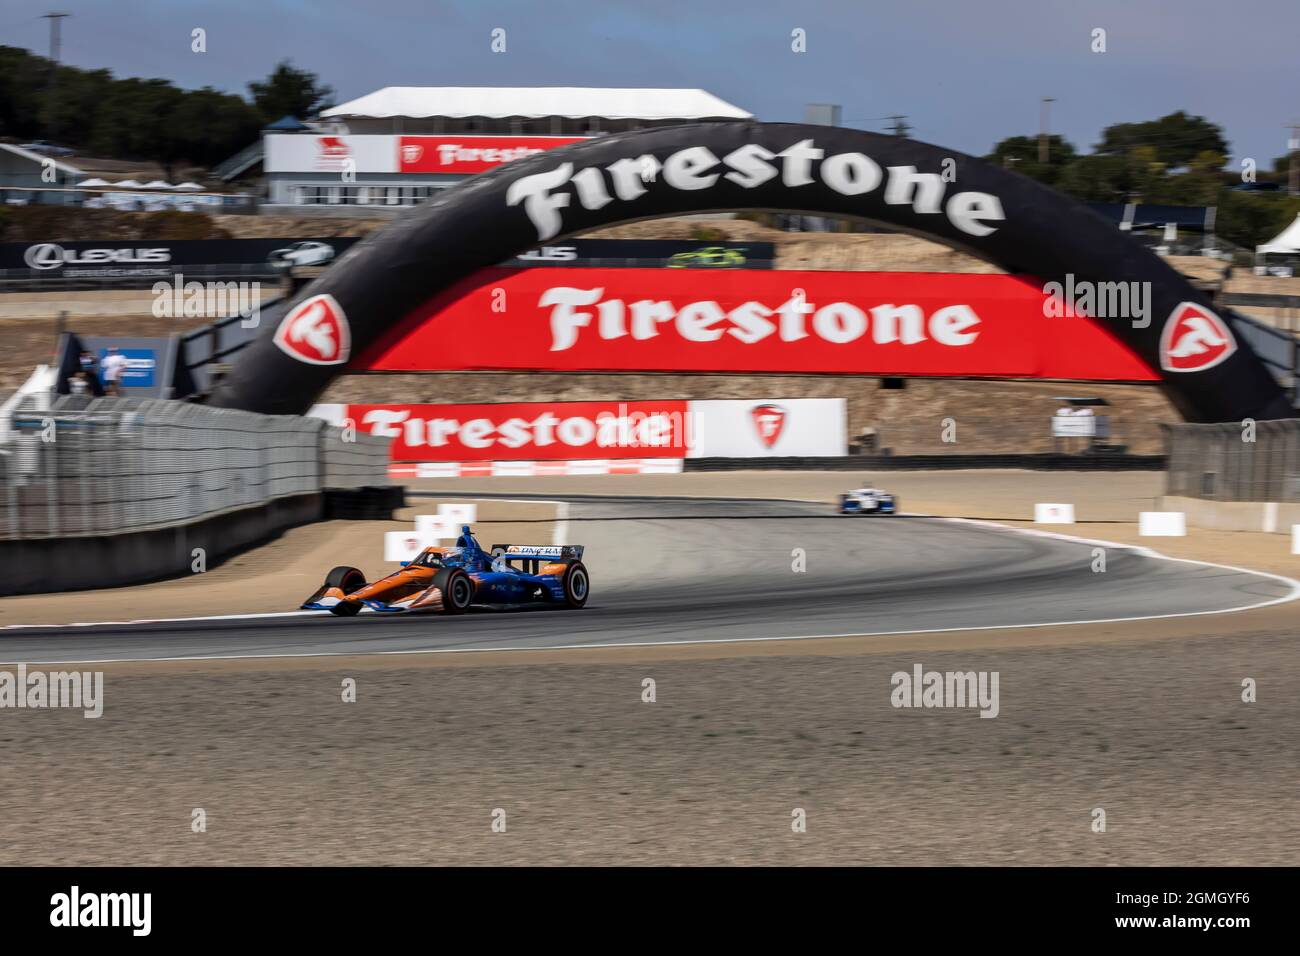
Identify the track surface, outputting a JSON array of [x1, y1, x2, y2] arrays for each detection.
[[2, 495, 1293, 663]]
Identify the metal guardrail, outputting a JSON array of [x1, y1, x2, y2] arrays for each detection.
[[0, 263, 281, 292], [1165, 419, 1300, 502], [0, 396, 390, 539]]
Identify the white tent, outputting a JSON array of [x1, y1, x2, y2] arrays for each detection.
[[1256, 214, 1300, 256], [111, 179, 143, 188], [322, 87, 753, 122], [142, 180, 174, 189], [173, 181, 203, 190], [77, 177, 110, 187]]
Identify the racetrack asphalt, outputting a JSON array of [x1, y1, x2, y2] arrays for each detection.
[[2, 494, 1293, 664]]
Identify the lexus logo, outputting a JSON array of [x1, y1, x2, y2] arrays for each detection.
[[23, 243, 64, 270], [22, 243, 171, 270]]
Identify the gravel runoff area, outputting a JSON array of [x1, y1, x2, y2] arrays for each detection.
[[0, 469, 1296, 865]]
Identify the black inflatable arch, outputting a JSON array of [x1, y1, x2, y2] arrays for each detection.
[[210, 122, 1292, 422]]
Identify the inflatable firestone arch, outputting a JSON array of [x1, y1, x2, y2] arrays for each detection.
[[210, 122, 1293, 423]]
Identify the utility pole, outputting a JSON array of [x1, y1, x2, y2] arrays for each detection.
[[41, 12, 69, 141], [1287, 122, 1300, 196], [1039, 97, 1055, 164], [885, 114, 911, 138]]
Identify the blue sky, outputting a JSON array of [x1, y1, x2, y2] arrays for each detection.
[[3, 0, 1296, 166]]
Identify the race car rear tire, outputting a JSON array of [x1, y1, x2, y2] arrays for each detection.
[[432, 568, 473, 614], [560, 560, 589, 609]]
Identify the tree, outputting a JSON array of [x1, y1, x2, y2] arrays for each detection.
[[1094, 111, 1228, 170], [1055, 154, 1132, 203], [248, 61, 334, 123], [985, 134, 1077, 187]]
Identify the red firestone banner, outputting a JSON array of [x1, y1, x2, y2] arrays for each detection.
[[397, 135, 587, 174], [340, 400, 692, 461], [357, 269, 1160, 382]]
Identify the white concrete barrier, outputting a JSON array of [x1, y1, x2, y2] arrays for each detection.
[[1034, 503, 1075, 524], [1292, 525, 1300, 555], [1140, 512, 1186, 536], [415, 513, 455, 540], [438, 503, 478, 526], [384, 531, 429, 563]]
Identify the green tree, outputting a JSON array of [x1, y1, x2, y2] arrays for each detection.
[[1094, 111, 1228, 169], [247, 61, 334, 123], [985, 134, 1077, 187], [1055, 154, 1132, 202]]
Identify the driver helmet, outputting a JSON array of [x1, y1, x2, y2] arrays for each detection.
[[440, 547, 465, 567]]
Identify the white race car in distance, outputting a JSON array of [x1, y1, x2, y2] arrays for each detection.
[[838, 484, 898, 515]]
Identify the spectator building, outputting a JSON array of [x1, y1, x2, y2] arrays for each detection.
[[249, 87, 752, 215]]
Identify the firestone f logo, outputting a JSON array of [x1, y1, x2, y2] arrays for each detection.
[[751, 403, 787, 449], [1159, 302, 1236, 372], [274, 294, 351, 365]]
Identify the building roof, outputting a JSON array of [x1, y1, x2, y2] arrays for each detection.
[[321, 87, 752, 122], [0, 142, 82, 177], [265, 114, 311, 131]]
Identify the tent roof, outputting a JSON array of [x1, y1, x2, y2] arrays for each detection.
[[321, 87, 752, 121], [1257, 214, 1300, 255], [265, 114, 311, 130]]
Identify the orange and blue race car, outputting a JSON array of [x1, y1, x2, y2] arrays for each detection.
[[300, 525, 589, 616]]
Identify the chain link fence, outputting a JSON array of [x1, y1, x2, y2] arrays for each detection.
[[1165, 420, 1300, 502], [0, 397, 389, 539]]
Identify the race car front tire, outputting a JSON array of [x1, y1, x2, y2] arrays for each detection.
[[432, 568, 474, 614], [560, 560, 590, 609], [325, 566, 367, 592], [324, 566, 366, 616]]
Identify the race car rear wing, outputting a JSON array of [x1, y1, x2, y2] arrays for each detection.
[[490, 543, 585, 561]]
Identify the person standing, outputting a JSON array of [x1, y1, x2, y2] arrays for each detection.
[[100, 346, 129, 397]]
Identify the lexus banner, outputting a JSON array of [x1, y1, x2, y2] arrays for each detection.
[[308, 398, 846, 461], [359, 268, 1160, 381]]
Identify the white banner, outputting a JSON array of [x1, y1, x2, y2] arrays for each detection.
[[686, 399, 845, 458], [265, 134, 399, 174]]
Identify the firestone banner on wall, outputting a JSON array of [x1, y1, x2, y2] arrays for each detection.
[[264, 133, 587, 174], [358, 269, 1159, 382], [688, 399, 846, 458], [308, 398, 847, 461]]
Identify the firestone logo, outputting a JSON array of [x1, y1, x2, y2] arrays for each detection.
[[506, 139, 1006, 241], [540, 287, 983, 352], [750, 404, 787, 448], [437, 142, 550, 166], [1159, 302, 1236, 372], [273, 294, 351, 365]]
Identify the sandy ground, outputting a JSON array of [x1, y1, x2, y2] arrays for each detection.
[[2, 470, 1297, 865]]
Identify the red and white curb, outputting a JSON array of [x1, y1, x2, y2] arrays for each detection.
[[389, 458, 684, 478]]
